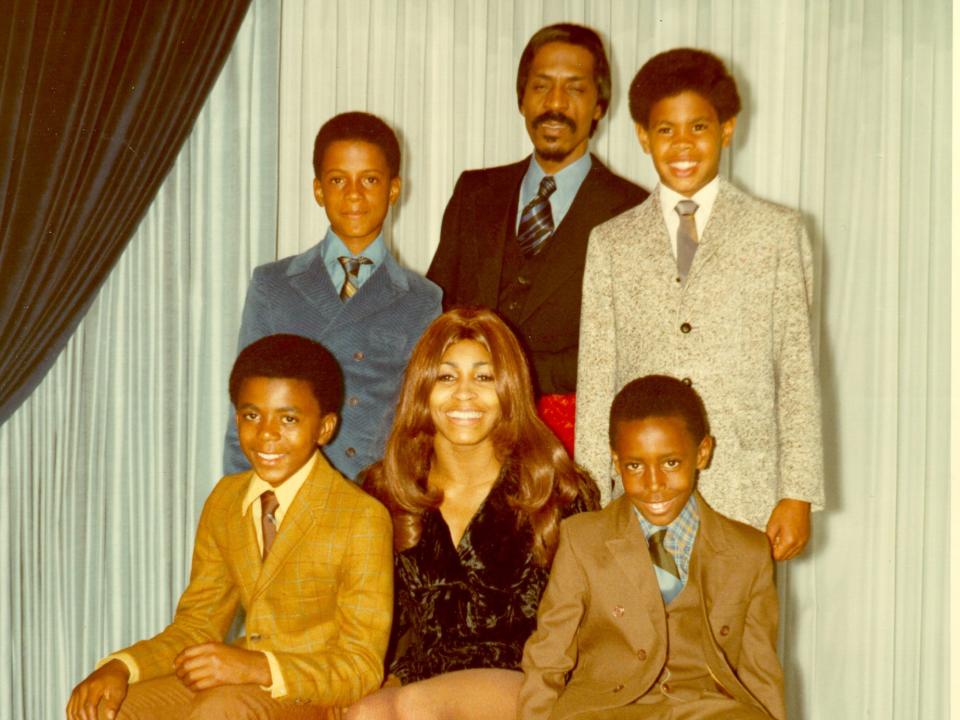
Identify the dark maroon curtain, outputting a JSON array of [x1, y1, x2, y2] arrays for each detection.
[[0, 0, 252, 424]]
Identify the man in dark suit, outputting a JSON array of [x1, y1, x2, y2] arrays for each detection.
[[427, 23, 647, 453]]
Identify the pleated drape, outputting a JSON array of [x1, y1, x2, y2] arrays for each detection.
[[0, 1, 949, 718], [0, 0, 253, 425], [0, 2, 280, 716]]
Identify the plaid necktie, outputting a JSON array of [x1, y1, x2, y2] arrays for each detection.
[[517, 176, 557, 256], [675, 199, 699, 280], [261, 490, 280, 560], [338, 256, 372, 301]]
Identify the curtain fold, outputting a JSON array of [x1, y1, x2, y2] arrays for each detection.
[[0, 1, 280, 716], [0, 0, 253, 425]]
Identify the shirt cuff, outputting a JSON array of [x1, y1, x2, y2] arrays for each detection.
[[261, 651, 287, 698], [96, 653, 139, 683]]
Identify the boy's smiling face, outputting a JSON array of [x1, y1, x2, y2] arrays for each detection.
[[313, 140, 401, 255], [236, 376, 338, 487], [636, 90, 736, 197], [612, 415, 713, 526]]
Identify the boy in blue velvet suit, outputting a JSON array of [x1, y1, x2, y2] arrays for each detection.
[[225, 112, 442, 480]]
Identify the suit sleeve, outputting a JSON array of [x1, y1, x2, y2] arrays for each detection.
[[737, 548, 786, 720], [574, 227, 619, 505], [272, 500, 394, 705], [121, 489, 241, 681], [427, 173, 468, 309], [773, 217, 824, 509], [223, 270, 275, 475], [518, 523, 588, 720]]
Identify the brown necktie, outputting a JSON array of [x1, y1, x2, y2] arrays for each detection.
[[648, 529, 680, 579], [675, 199, 699, 280], [261, 490, 280, 559]]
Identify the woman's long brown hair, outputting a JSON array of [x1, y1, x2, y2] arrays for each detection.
[[363, 307, 597, 566]]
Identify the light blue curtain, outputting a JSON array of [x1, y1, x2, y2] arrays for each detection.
[[0, 2, 281, 717], [0, 1, 949, 718]]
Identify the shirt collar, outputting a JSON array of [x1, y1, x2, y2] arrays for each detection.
[[658, 174, 720, 220], [241, 451, 318, 523], [635, 493, 700, 541], [521, 151, 592, 205], [320, 226, 387, 267]]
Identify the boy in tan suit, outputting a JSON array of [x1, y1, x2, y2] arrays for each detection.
[[67, 334, 393, 719], [575, 49, 822, 560], [521, 375, 784, 719]]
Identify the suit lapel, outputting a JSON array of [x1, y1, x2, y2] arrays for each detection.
[[693, 493, 763, 708], [475, 162, 526, 307], [332, 254, 407, 328], [288, 249, 342, 333], [686, 178, 739, 285], [225, 473, 265, 598], [250, 460, 331, 601], [604, 498, 665, 646]]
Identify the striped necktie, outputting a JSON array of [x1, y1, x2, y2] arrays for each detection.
[[675, 199, 699, 280], [338, 256, 372, 301], [517, 176, 557, 256]]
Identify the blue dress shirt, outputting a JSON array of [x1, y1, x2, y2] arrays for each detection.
[[320, 227, 387, 291], [515, 152, 592, 233]]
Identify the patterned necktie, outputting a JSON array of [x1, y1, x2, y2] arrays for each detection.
[[675, 199, 699, 280], [261, 490, 280, 560], [648, 529, 680, 580], [517, 176, 557, 256], [338, 256, 372, 301]]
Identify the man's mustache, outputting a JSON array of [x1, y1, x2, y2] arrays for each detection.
[[532, 111, 576, 131]]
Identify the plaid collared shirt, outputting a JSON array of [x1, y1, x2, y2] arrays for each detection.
[[635, 494, 700, 585]]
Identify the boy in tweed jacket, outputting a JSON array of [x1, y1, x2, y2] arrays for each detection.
[[575, 49, 823, 560]]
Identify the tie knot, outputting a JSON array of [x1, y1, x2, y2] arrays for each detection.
[[538, 175, 557, 199], [675, 199, 698, 217], [338, 256, 372, 274], [261, 490, 279, 517]]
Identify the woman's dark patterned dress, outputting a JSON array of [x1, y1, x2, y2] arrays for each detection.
[[390, 468, 587, 684]]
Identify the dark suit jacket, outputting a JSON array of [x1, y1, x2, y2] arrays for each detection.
[[519, 493, 784, 720], [427, 155, 646, 394], [225, 244, 441, 479]]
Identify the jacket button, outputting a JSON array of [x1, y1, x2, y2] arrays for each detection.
[[613, 684, 624, 693], [720, 625, 730, 636], [348, 396, 360, 407], [662, 682, 671, 693], [345, 447, 356, 458], [353, 351, 365, 361], [680, 322, 692, 333], [518, 275, 531, 286], [681, 378, 692, 386], [508, 301, 520, 312], [636, 649, 647, 661], [611, 605, 625, 618]]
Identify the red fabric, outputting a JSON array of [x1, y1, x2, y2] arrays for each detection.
[[537, 393, 576, 458]]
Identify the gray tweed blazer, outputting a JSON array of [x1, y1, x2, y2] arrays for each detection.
[[574, 178, 823, 529]]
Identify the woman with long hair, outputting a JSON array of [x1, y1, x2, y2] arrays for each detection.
[[347, 307, 597, 720]]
